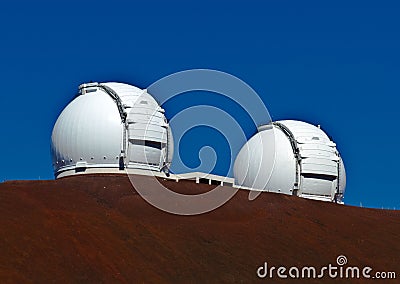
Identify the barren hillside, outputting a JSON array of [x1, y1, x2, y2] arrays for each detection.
[[0, 175, 399, 283]]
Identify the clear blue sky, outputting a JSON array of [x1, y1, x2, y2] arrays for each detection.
[[0, 0, 399, 209]]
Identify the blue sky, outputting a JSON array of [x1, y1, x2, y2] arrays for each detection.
[[0, 0, 399, 209]]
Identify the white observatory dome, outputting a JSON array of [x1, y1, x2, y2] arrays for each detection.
[[51, 82, 173, 178], [234, 120, 346, 203]]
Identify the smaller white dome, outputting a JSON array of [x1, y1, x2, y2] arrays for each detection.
[[234, 120, 346, 203]]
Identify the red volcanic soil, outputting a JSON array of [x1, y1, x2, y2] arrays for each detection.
[[0, 174, 399, 283]]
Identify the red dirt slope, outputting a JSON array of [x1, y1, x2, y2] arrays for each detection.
[[0, 174, 399, 283]]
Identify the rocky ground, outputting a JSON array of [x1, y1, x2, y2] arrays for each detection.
[[0, 174, 399, 283]]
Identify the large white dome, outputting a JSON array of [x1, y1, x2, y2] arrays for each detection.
[[234, 120, 346, 203], [51, 82, 173, 178]]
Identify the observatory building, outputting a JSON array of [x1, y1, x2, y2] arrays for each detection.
[[51, 82, 346, 203], [234, 120, 346, 203], [51, 82, 173, 178]]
